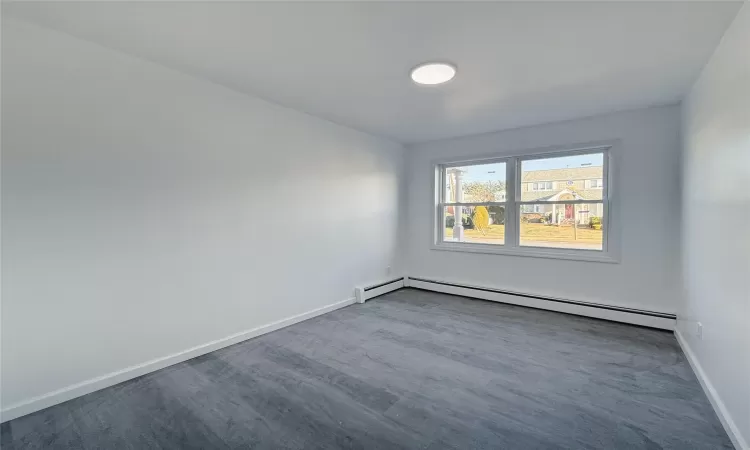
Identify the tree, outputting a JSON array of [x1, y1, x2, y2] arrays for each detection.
[[464, 181, 505, 202], [473, 206, 490, 235]]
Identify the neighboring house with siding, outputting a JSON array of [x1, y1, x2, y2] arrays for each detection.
[[520, 166, 604, 224], [448, 165, 605, 225]]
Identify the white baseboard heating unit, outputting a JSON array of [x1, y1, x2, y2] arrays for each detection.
[[354, 277, 405, 303]]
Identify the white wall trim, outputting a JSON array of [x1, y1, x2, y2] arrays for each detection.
[[408, 277, 675, 330], [0, 297, 356, 423], [675, 329, 748, 450]]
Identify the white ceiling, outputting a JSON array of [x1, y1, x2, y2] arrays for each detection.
[[5, 1, 741, 144]]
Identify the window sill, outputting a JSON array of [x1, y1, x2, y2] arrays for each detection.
[[431, 242, 619, 263]]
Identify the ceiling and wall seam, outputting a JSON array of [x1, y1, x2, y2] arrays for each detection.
[[1, 14, 405, 146], [405, 101, 680, 150]]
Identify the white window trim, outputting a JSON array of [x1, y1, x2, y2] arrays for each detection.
[[431, 141, 620, 264]]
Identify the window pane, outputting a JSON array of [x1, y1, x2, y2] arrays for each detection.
[[520, 153, 603, 202], [443, 205, 505, 245], [444, 162, 506, 203], [519, 203, 603, 250]]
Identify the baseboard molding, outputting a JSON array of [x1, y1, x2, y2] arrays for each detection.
[[355, 277, 405, 303], [408, 276, 676, 330], [675, 329, 748, 450], [0, 297, 357, 423]]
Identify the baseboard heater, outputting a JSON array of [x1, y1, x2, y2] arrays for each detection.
[[407, 276, 676, 330], [355, 277, 405, 303]]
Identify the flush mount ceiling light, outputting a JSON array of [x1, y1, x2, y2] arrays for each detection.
[[410, 62, 457, 85]]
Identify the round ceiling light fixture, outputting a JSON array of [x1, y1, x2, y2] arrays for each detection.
[[410, 62, 457, 85]]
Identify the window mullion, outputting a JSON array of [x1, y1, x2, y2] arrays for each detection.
[[435, 167, 444, 245], [517, 200, 604, 205], [505, 157, 518, 247], [446, 201, 506, 207]]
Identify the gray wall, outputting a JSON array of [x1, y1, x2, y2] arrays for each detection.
[[679, 4, 750, 448], [405, 105, 682, 314], [1, 17, 404, 413]]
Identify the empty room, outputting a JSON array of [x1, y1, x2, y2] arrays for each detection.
[[1, 1, 748, 449]]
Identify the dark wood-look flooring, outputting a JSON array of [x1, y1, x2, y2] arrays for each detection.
[[1, 289, 732, 449]]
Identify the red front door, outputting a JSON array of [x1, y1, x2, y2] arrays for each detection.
[[565, 204, 574, 220]]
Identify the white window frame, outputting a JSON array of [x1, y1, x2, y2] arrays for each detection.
[[432, 142, 619, 263]]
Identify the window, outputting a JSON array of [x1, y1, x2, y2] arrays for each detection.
[[532, 181, 553, 191], [435, 146, 613, 262]]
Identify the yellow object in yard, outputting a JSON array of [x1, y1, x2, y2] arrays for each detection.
[[473, 206, 490, 235]]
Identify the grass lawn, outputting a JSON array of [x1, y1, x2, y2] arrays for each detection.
[[445, 223, 602, 244]]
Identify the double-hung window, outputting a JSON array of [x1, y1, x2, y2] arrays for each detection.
[[435, 146, 614, 262]]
